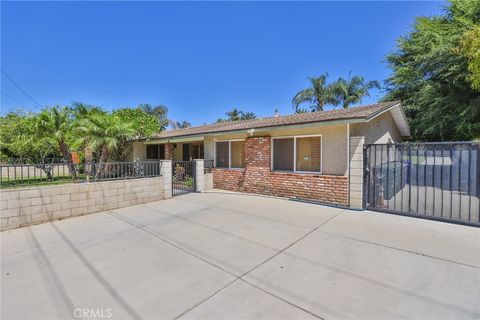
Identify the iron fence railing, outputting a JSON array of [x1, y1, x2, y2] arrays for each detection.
[[172, 161, 196, 196], [2, 157, 66, 164], [0, 161, 162, 188], [364, 141, 479, 227]]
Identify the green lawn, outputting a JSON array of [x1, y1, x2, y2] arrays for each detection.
[[0, 174, 86, 189]]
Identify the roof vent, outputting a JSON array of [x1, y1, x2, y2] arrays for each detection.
[[274, 109, 280, 118]]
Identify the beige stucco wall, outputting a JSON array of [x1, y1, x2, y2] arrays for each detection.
[[350, 111, 401, 144], [204, 124, 349, 175], [131, 142, 147, 161]]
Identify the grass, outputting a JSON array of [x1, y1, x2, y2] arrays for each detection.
[[0, 174, 86, 189]]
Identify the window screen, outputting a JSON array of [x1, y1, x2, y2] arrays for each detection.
[[146, 145, 159, 159], [296, 137, 321, 172], [273, 138, 294, 171], [231, 141, 245, 168], [216, 141, 229, 168]]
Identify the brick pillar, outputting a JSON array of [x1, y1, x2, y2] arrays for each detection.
[[243, 136, 271, 193], [160, 160, 172, 199], [195, 160, 204, 192], [165, 143, 174, 160], [349, 136, 365, 209], [245, 136, 271, 168]]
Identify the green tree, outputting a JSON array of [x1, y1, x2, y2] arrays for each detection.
[[0, 112, 58, 162], [240, 112, 256, 120], [458, 25, 480, 90], [0, 112, 61, 179], [216, 109, 257, 123], [75, 113, 135, 178], [331, 74, 380, 109], [226, 108, 243, 121], [384, 0, 480, 141], [36, 106, 77, 176], [111, 107, 161, 160], [292, 74, 338, 112], [139, 103, 169, 129], [170, 120, 192, 129]]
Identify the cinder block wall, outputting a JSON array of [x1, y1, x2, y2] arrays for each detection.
[[1, 176, 166, 231], [213, 136, 348, 206], [349, 136, 365, 209], [194, 160, 213, 192]]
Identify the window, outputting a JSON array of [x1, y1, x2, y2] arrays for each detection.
[[146, 145, 159, 159], [231, 141, 245, 168], [296, 137, 321, 172], [215, 140, 245, 169], [272, 135, 321, 173], [273, 138, 294, 171], [216, 141, 229, 168], [146, 144, 165, 160]]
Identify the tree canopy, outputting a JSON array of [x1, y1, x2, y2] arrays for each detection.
[[292, 73, 379, 112], [384, 0, 480, 141], [0, 103, 164, 164], [216, 108, 257, 123]]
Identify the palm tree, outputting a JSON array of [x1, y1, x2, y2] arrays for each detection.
[[170, 120, 192, 129], [226, 108, 243, 121], [292, 74, 338, 112], [71, 102, 106, 167], [331, 74, 380, 109], [240, 112, 256, 120], [76, 113, 135, 179], [36, 106, 77, 177]]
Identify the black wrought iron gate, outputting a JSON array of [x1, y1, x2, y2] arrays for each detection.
[[172, 161, 196, 196], [364, 142, 479, 226]]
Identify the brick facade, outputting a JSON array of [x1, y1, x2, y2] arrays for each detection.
[[165, 143, 175, 160], [213, 136, 348, 206]]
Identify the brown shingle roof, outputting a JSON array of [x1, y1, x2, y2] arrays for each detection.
[[150, 101, 401, 139]]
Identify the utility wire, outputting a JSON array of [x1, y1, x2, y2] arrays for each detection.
[[1, 68, 42, 108], [1, 90, 27, 109]]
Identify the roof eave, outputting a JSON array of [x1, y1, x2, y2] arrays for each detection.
[[143, 116, 368, 142]]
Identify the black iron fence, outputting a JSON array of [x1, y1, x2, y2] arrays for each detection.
[[0, 161, 162, 188], [364, 142, 479, 226], [172, 161, 196, 196]]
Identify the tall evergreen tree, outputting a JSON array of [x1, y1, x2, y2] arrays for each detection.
[[384, 0, 480, 141]]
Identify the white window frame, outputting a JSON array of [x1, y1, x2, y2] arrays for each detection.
[[271, 134, 323, 174], [214, 139, 246, 169]]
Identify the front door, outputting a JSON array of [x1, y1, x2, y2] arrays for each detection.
[[183, 144, 190, 161]]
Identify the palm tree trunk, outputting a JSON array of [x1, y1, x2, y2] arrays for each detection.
[[94, 145, 110, 180], [85, 146, 93, 181], [59, 140, 77, 178]]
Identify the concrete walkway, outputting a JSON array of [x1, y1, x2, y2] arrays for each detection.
[[2, 191, 479, 319]]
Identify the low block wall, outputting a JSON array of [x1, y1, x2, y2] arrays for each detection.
[[1, 177, 165, 231], [213, 168, 348, 206]]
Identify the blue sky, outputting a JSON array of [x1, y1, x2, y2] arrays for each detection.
[[1, 1, 443, 125]]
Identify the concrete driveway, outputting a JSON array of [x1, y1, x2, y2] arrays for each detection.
[[2, 191, 479, 319]]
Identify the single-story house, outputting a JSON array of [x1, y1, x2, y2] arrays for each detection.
[[129, 101, 410, 207]]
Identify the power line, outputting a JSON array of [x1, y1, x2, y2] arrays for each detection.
[[1, 90, 27, 108], [1, 68, 42, 108]]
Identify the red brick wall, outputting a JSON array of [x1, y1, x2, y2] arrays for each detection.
[[212, 136, 348, 206], [165, 143, 174, 160]]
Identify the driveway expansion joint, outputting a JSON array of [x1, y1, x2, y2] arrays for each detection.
[[106, 209, 345, 320]]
